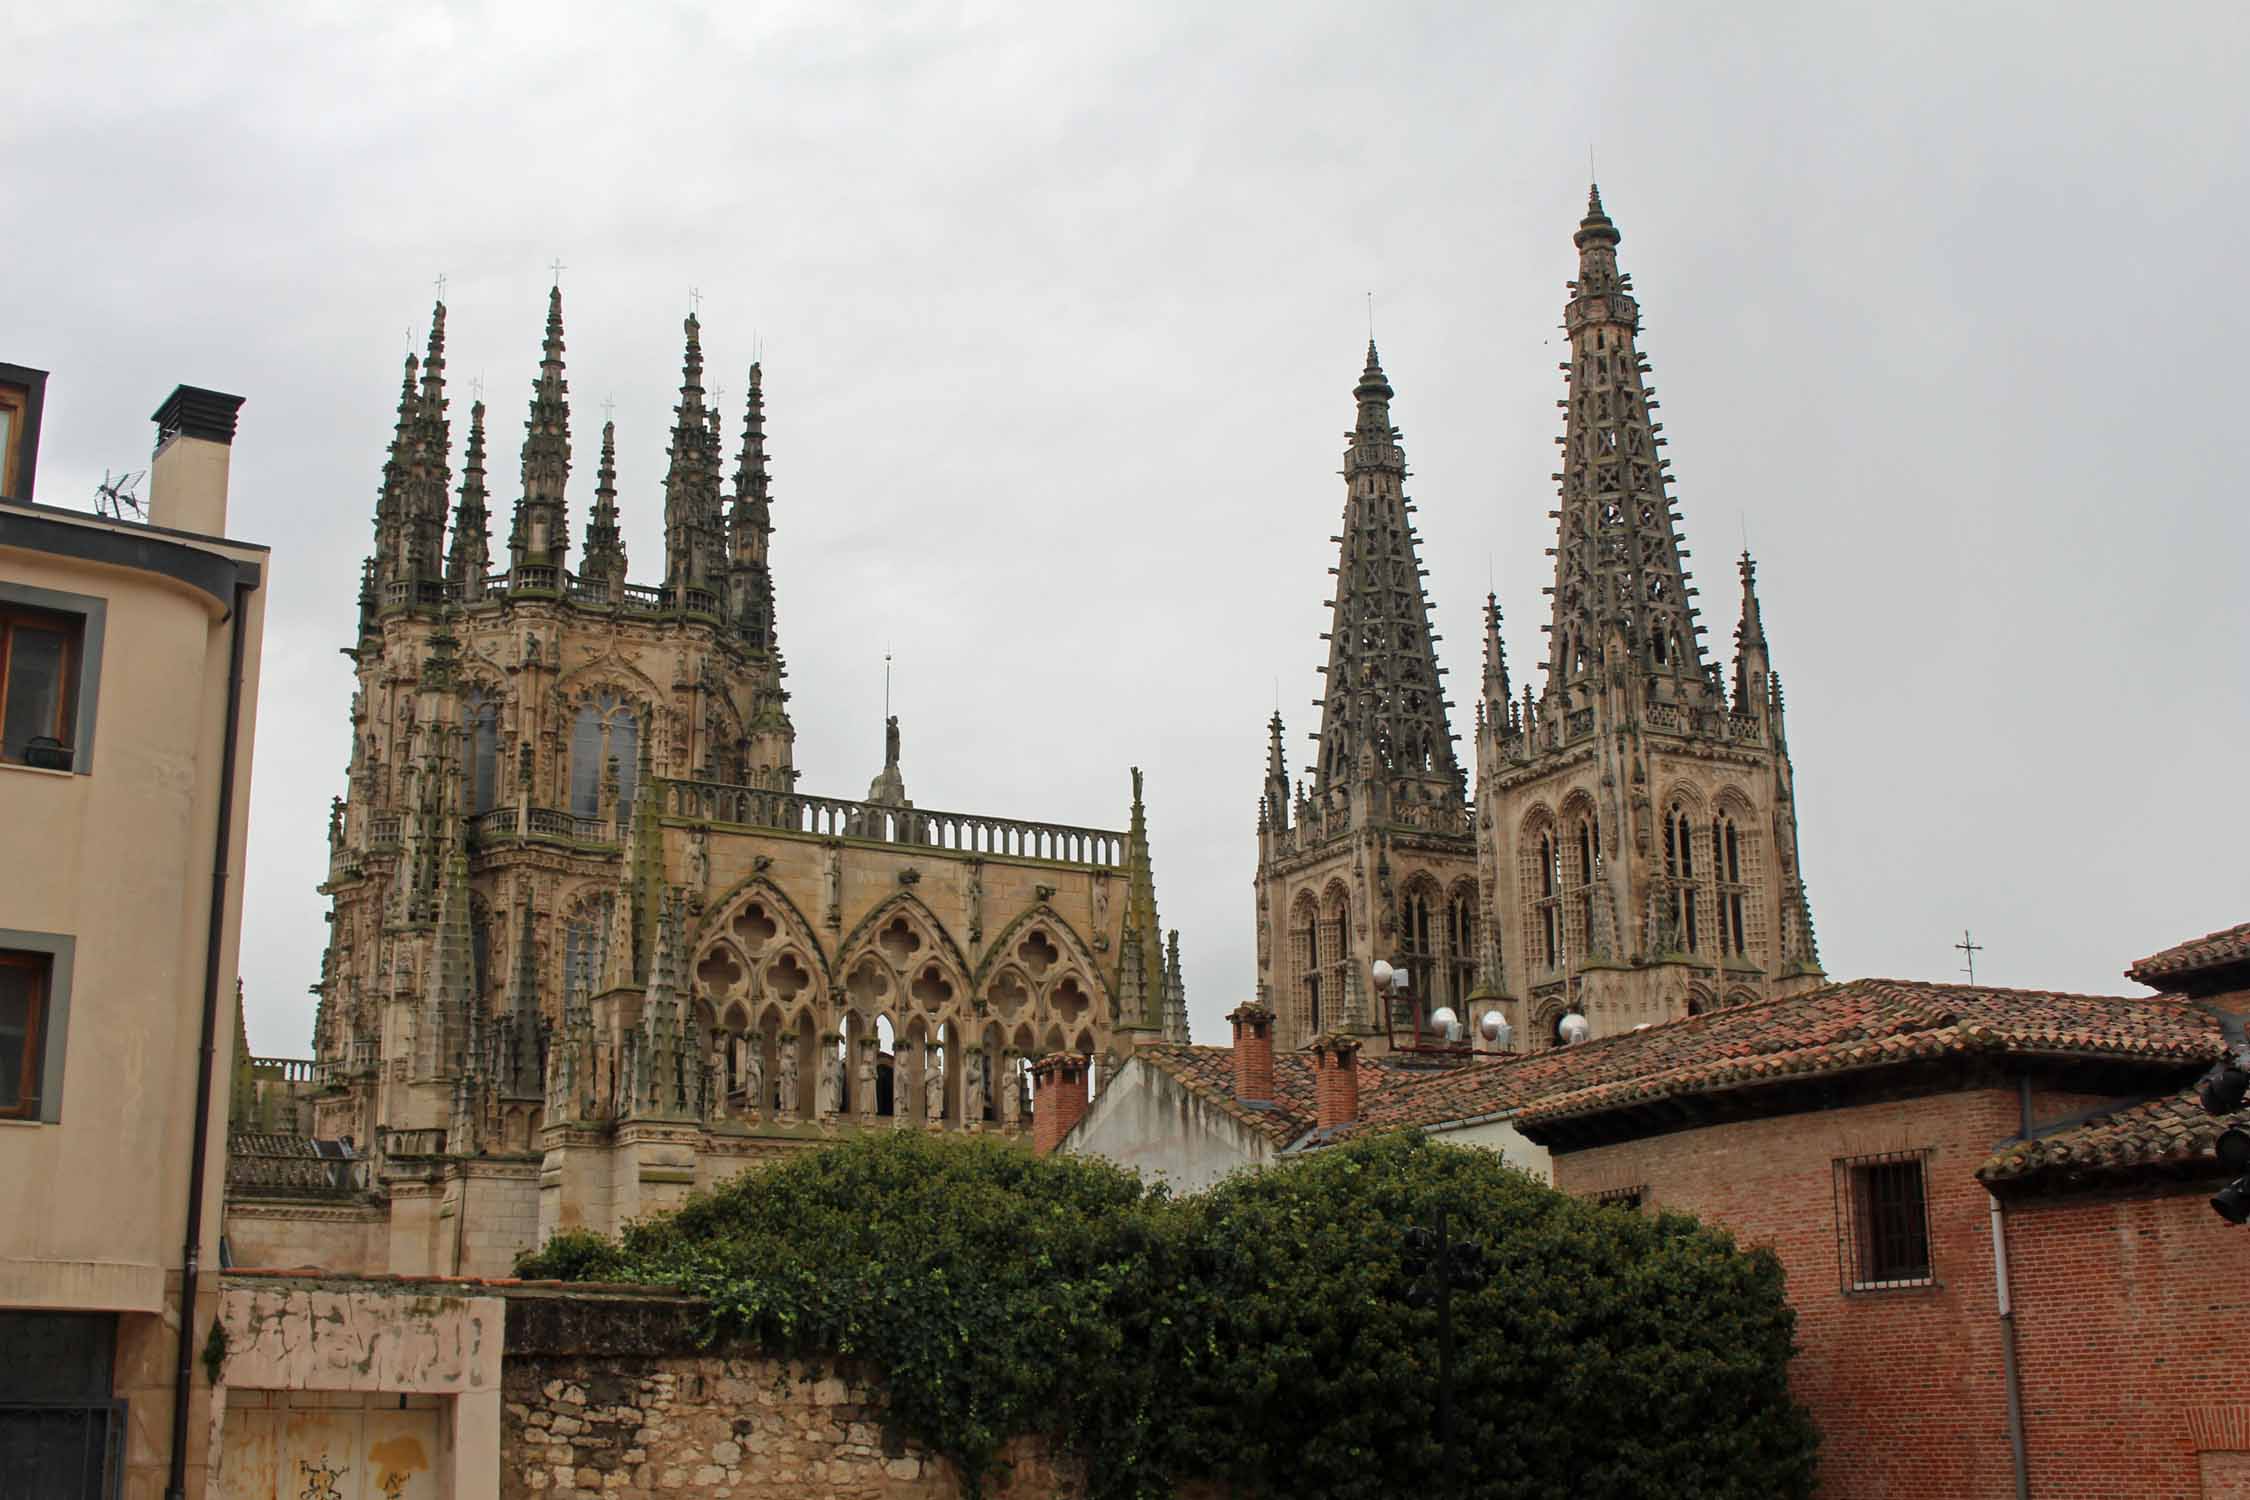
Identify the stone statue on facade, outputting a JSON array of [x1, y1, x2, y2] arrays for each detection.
[[923, 1047, 945, 1125], [775, 1033, 798, 1119], [819, 1040, 844, 1117], [739, 1034, 764, 1116], [964, 1048, 987, 1123]]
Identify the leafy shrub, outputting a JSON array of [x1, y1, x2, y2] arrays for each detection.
[[514, 1129, 1815, 1500]]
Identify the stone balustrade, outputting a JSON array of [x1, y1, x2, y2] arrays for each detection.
[[661, 778, 1123, 867]]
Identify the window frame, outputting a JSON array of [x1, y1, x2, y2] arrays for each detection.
[[0, 933, 73, 1123], [0, 366, 48, 501], [1834, 1149, 1937, 1293], [0, 584, 104, 775]]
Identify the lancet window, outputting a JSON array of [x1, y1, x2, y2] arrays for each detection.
[[1398, 884, 1436, 1015], [1521, 815, 1563, 975], [568, 691, 641, 819], [1292, 894, 1321, 1041], [1714, 810, 1755, 959], [464, 690, 499, 814], [1321, 887, 1351, 1035], [1446, 887, 1477, 1006], [1664, 803, 1699, 953]]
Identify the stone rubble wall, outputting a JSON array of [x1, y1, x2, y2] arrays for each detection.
[[503, 1356, 1081, 1500], [500, 1289, 1084, 1500]]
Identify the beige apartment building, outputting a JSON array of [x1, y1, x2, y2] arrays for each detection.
[[0, 369, 268, 1500]]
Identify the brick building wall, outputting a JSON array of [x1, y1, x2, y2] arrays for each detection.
[[2003, 1182, 2250, 1498], [1550, 1087, 2028, 1497], [1551, 1081, 2250, 1499]]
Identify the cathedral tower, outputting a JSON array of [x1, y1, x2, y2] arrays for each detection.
[[1476, 189, 1823, 1046], [1255, 344, 1480, 1054], [280, 287, 1175, 1277]]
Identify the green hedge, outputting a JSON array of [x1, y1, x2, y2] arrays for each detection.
[[516, 1130, 1815, 1499]]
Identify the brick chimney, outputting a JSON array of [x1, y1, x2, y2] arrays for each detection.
[[1228, 1002, 1275, 1104], [147, 384, 244, 536], [1313, 1035, 1362, 1132], [1030, 1053, 1089, 1155]]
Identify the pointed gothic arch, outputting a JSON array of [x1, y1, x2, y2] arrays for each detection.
[[833, 890, 973, 995], [973, 902, 1102, 991]]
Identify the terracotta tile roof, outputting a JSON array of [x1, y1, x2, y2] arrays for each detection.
[[1137, 980, 2221, 1150], [2127, 921, 2250, 987], [1516, 979, 2220, 1131], [1978, 1087, 2249, 1184], [1130, 1043, 1432, 1146]]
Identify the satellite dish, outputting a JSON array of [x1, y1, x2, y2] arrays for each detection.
[[1559, 1012, 1591, 1045], [1429, 1006, 1461, 1041]]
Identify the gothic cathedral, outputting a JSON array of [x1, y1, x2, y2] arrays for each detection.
[[1257, 189, 1823, 1055], [280, 292, 1188, 1277]]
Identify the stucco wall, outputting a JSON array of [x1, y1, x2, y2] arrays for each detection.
[[1431, 1114, 1552, 1181], [224, 1202, 387, 1276], [1066, 1061, 1271, 1194]]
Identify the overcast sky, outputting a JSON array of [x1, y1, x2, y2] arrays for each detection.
[[14, 2, 2247, 1054]]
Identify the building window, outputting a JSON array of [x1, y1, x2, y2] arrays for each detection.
[[1664, 804, 1698, 952], [1446, 889, 1477, 1007], [0, 380, 28, 499], [568, 691, 640, 818], [1715, 812, 1749, 958], [1835, 1150, 1935, 1291], [464, 691, 499, 814], [1292, 895, 1320, 1041], [0, 605, 81, 769], [1, 949, 52, 1119], [1590, 1185, 1647, 1213], [1399, 886, 1436, 1016]]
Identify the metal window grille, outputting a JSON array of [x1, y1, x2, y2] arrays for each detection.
[[1590, 1185, 1647, 1212], [1834, 1150, 1935, 1292], [0, 1401, 125, 1497]]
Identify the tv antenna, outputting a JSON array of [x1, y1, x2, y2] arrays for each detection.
[[95, 468, 147, 521]]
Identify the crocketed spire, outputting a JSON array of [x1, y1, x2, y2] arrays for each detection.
[[1733, 550, 1771, 711], [509, 284, 572, 578], [1310, 341, 1462, 806], [727, 362, 779, 651], [579, 418, 628, 596], [446, 400, 491, 601], [1115, 768, 1168, 1032], [373, 303, 451, 611], [661, 313, 725, 609]]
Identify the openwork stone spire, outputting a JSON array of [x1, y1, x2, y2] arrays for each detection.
[[1311, 342, 1462, 807], [1543, 187, 1719, 711], [446, 400, 491, 600], [661, 314, 724, 607], [579, 419, 628, 595], [510, 285, 573, 577], [1733, 549, 1770, 710]]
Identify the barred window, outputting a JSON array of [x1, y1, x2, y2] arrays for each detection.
[[1835, 1151, 1934, 1291], [1589, 1185, 1647, 1213]]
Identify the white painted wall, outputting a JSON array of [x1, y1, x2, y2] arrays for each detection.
[[1430, 1115, 1553, 1182], [1066, 1060, 1274, 1194]]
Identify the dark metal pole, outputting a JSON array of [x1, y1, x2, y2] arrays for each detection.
[[168, 579, 250, 1500], [1437, 1205, 1454, 1488]]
